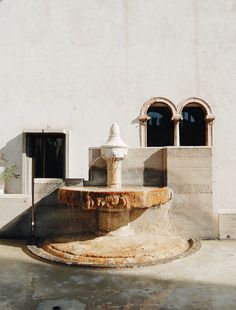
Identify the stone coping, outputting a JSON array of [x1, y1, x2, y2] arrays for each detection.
[[0, 194, 31, 199]]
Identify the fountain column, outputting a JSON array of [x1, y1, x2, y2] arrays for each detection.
[[101, 123, 128, 188]]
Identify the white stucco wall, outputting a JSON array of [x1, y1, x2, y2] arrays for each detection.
[[0, 0, 235, 214]]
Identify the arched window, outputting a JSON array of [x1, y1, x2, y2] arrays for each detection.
[[139, 97, 214, 147], [147, 104, 174, 146], [178, 98, 215, 146], [180, 105, 206, 146], [139, 97, 177, 147]]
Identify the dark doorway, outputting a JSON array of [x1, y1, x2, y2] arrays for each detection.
[[147, 106, 174, 146], [26, 133, 65, 178], [180, 106, 206, 146]]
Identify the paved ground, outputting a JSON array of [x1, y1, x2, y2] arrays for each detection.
[[0, 239, 236, 309]]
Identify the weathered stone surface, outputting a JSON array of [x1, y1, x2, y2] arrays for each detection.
[[41, 234, 191, 267], [98, 210, 130, 232], [167, 168, 212, 185], [168, 183, 212, 194], [58, 186, 172, 211]]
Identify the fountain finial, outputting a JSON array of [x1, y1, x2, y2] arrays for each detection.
[[102, 123, 127, 148], [110, 122, 119, 136]]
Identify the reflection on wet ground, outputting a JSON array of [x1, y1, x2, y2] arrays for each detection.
[[0, 240, 236, 309]]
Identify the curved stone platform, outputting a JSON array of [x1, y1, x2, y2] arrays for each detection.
[[28, 185, 198, 267], [27, 236, 199, 268]]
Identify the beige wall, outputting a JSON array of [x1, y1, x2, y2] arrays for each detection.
[[0, 0, 235, 217]]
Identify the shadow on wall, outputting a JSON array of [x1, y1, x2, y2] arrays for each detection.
[[0, 178, 85, 240], [0, 205, 31, 239], [0, 181, 110, 240], [0, 189, 68, 240], [0, 134, 23, 194], [143, 149, 165, 187], [0, 186, 154, 240]]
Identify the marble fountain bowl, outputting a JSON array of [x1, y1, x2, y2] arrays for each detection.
[[28, 186, 198, 268]]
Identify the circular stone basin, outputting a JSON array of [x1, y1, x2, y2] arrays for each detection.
[[27, 186, 198, 267], [58, 186, 172, 211]]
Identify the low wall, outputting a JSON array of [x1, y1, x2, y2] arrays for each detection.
[[88, 147, 216, 239], [166, 147, 216, 239]]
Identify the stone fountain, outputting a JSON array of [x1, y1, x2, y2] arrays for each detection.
[[28, 124, 195, 267]]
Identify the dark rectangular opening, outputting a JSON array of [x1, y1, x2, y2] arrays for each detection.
[[180, 107, 206, 146], [26, 133, 66, 179], [147, 106, 174, 146]]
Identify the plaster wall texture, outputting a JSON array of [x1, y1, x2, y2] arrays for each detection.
[[0, 0, 235, 218]]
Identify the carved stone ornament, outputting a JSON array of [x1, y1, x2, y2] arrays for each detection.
[[205, 114, 215, 125], [138, 114, 150, 124], [58, 186, 172, 211]]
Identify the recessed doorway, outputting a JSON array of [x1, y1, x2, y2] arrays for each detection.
[[26, 133, 66, 179]]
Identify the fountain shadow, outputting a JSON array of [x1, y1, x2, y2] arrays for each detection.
[[143, 149, 165, 187]]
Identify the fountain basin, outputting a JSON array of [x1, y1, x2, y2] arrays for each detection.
[[58, 186, 172, 233], [58, 186, 172, 210], [27, 185, 197, 267]]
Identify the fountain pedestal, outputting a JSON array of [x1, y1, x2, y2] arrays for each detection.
[[101, 123, 128, 188]]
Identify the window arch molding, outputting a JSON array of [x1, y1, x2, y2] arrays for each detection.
[[177, 97, 215, 146], [139, 97, 181, 146]]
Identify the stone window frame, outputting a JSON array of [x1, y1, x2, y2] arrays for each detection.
[[139, 97, 215, 147]]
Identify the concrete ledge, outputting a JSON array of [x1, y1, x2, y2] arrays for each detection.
[[0, 194, 32, 238], [34, 178, 63, 184], [0, 194, 30, 199]]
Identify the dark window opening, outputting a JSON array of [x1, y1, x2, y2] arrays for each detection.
[[26, 133, 65, 178], [180, 106, 206, 146], [147, 106, 174, 146]]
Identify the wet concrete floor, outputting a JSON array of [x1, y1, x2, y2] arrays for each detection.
[[0, 239, 236, 309]]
